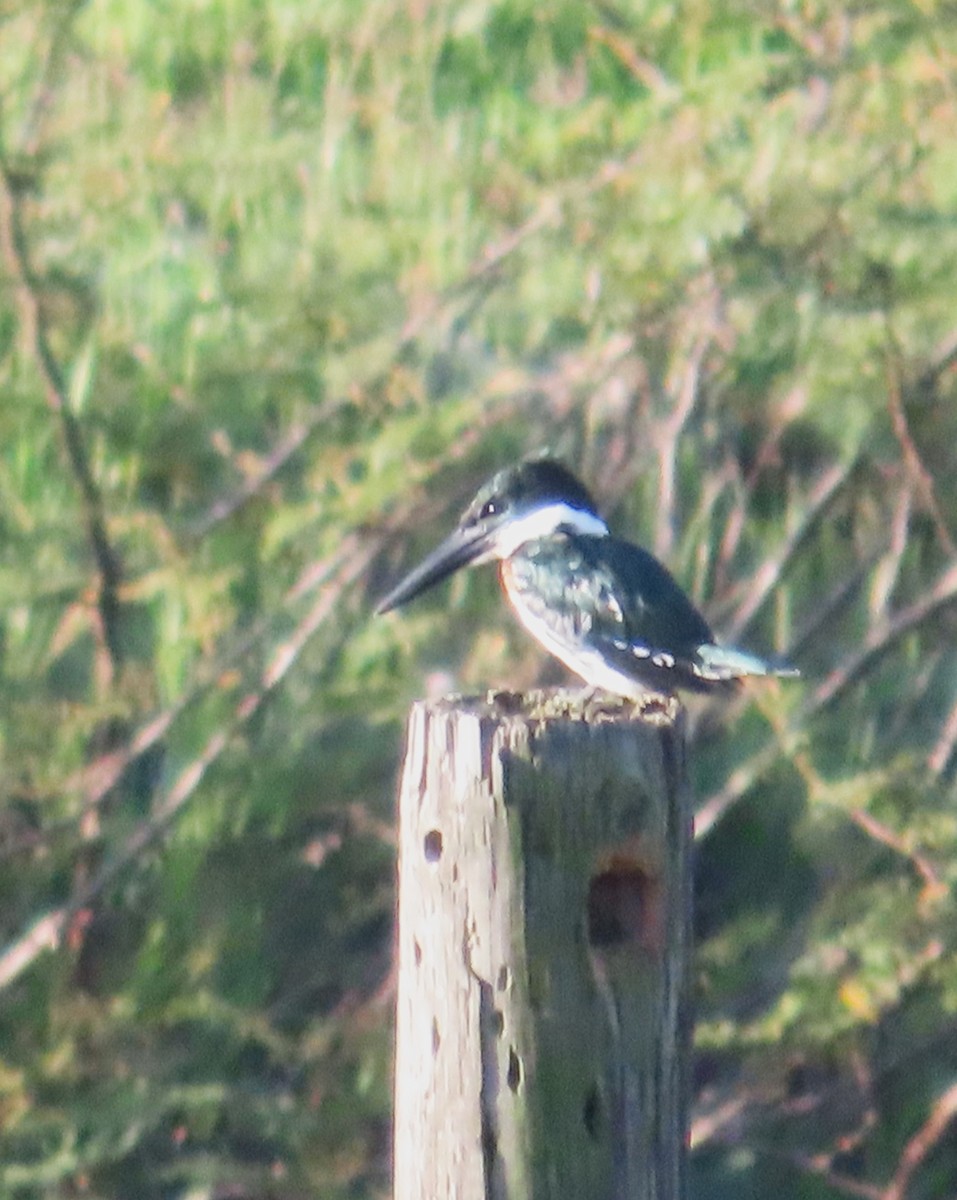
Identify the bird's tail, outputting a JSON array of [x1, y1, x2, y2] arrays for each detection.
[[695, 643, 800, 683]]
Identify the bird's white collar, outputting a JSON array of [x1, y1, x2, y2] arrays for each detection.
[[491, 502, 608, 558]]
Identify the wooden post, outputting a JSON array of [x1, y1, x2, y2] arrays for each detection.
[[393, 689, 691, 1200]]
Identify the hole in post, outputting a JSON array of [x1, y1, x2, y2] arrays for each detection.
[[497, 964, 510, 992], [481, 1125, 498, 1167], [423, 829, 443, 862], [432, 1018, 441, 1054], [507, 1047, 522, 1092], [587, 856, 662, 952], [583, 1084, 602, 1139], [413, 939, 422, 966]]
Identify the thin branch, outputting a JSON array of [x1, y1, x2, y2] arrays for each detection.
[[786, 1151, 883, 1200], [697, 557, 957, 839], [807, 559, 957, 715], [780, 732, 946, 896], [188, 298, 548, 543], [885, 351, 956, 558], [693, 1026, 956, 1199], [0, 532, 372, 870], [188, 416, 319, 539], [398, 195, 561, 348], [928, 691, 957, 777], [689, 1092, 750, 1148], [654, 295, 714, 559], [18, 0, 87, 158], [694, 741, 781, 840], [0, 164, 123, 673], [398, 139, 647, 349], [724, 456, 860, 642], [77, 545, 352, 803], [883, 1081, 957, 1200], [181, 136, 666, 551], [0, 537, 383, 992], [845, 806, 942, 898], [789, 558, 875, 659], [587, 25, 677, 97], [884, 644, 943, 748], [689, 456, 738, 604], [0, 394, 515, 982], [713, 470, 747, 600], [867, 481, 912, 623], [916, 323, 957, 396]]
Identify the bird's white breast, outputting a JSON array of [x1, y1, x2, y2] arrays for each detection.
[[499, 559, 650, 699]]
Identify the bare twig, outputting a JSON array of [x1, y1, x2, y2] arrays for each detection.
[[0, 537, 383, 992], [398, 139, 647, 350], [787, 1152, 883, 1200], [697, 555, 957, 839], [689, 1092, 750, 1148], [189, 416, 320, 538], [724, 456, 860, 641], [711, 385, 810, 606], [587, 25, 677, 98], [845, 807, 942, 898], [868, 482, 913, 622], [713, 473, 746, 599], [916, 324, 957, 392], [694, 741, 781, 840], [883, 1081, 957, 1200], [928, 692, 957, 777], [654, 287, 716, 559], [0, 389, 526, 979], [789, 559, 875, 659], [0, 520, 399, 868], [885, 352, 956, 558], [693, 1023, 955, 1197], [807, 559, 957, 714], [18, 1, 87, 156], [75, 545, 355, 807], [688, 456, 738, 604], [780, 727, 945, 895]]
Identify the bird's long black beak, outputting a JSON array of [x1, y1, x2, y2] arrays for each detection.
[[375, 523, 494, 614]]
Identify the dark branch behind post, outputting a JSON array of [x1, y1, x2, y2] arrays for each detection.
[[0, 162, 124, 673]]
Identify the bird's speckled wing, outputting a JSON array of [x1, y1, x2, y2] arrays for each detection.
[[502, 533, 728, 694]]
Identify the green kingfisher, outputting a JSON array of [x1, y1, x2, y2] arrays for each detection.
[[376, 458, 798, 697]]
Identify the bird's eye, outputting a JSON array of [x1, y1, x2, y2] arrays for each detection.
[[480, 500, 498, 519]]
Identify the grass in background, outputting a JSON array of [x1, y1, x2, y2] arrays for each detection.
[[1, 1, 957, 1196]]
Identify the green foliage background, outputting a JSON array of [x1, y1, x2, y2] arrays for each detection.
[[2, 1, 957, 1196]]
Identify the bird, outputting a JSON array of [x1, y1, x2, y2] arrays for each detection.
[[376, 457, 798, 698]]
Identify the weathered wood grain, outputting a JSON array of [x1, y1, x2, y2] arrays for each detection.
[[393, 689, 690, 1200]]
